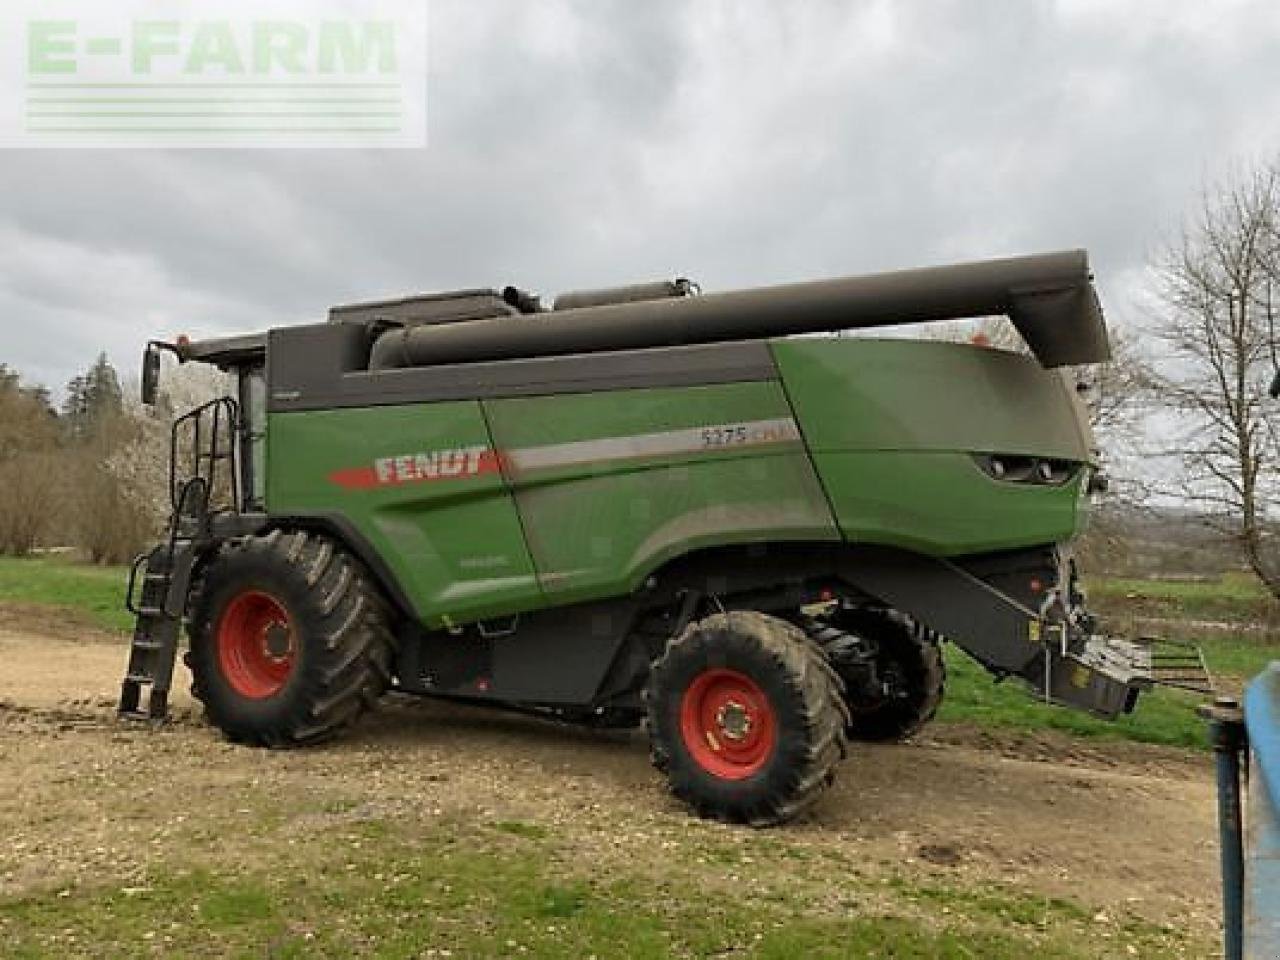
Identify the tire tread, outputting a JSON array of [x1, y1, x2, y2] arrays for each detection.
[[645, 610, 847, 827], [188, 529, 396, 748]]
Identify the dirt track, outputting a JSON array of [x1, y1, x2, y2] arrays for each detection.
[[0, 604, 1222, 949]]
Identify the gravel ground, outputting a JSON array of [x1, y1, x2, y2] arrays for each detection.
[[0, 604, 1223, 949]]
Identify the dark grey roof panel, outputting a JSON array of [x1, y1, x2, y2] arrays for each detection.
[[267, 335, 777, 413], [329, 289, 517, 328]]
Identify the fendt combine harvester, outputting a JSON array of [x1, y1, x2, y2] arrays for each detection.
[[121, 249, 1182, 825]]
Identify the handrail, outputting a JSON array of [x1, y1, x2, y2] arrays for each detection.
[[169, 396, 241, 513]]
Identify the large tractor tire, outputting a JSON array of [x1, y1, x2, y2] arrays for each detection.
[[806, 608, 945, 743], [187, 529, 395, 747], [645, 611, 848, 826]]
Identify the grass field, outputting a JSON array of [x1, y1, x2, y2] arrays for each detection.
[[0, 555, 134, 632], [1089, 570, 1268, 603], [0, 809, 1194, 960], [1088, 570, 1277, 627], [1, 554, 1276, 752]]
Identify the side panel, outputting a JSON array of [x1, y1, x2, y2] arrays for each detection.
[[265, 402, 542, 627], [485, 381, 839, 605], [774, 338, 1092, 556], [396, 597, 640, 705]]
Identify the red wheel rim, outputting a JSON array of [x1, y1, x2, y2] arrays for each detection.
[[679, 668, 777, 780], [216, 590, 297, 699]]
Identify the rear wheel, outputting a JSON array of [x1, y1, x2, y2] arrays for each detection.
[[807, 608, 944, 742], [188, 529, 395, 747], [645, 611, 847, 826]]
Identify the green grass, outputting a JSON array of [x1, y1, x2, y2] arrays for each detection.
[[937, 631, 1280, 750], [492, 819, 551, 840], [0, 555, 131, 632], [1090, 570, 1269, 602], [938, 648, 1198, 747], [1087, 571, 1276, 624], [0, 829, 1191, 959]]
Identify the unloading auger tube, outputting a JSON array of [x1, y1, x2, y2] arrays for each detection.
[[368, 249, 1110, 371]]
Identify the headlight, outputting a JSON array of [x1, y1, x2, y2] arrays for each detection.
[[974, 454, 1081, 487]]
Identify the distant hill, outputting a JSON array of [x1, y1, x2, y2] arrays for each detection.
[[1080, 499, 1251, 578]]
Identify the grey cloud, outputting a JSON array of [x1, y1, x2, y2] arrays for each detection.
[[1, 0, 1278, 394]]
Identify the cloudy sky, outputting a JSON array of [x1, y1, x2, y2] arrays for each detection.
[[3, 0, 1280, 396]]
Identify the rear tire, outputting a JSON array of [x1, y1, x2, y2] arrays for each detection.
[[810, 608, 945, 742], [645, 611, 847, 826], [187, 529, 395, 747]]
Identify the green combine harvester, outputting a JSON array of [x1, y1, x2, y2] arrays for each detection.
[[121, 249, 1165, 825]]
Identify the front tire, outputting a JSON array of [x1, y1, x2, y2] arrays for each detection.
[[645, 611, 848, 826], [188, 529, 395, 747]]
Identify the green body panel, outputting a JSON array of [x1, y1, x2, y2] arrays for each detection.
[[264, 339, 1096, 626], [485, 381, 838, 606], [802, 450, 1085, 555], [772, 338, 1092, 556], [266, 402, 542, 626]]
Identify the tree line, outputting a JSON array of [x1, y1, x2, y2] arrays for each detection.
[[0, 354, 219, 564]]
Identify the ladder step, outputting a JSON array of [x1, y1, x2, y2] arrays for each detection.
[[119, 678, 141, 715], [124, 672, 154, 684], [131, 640, 165, 651], [148, 689, 169, 719], [137, 605, 171, 618]]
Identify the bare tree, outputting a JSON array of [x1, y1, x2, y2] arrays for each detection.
[[1147, 163, 1280, 596], [102, 360, 230, 553], [1084, 326, 1153, 436], [1071, 326, 1159, 574]]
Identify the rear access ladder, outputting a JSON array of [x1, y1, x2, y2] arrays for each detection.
[[119, 398, 240, 721]]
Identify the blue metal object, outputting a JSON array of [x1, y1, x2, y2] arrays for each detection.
[[1244, 662, 1280, 959]]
